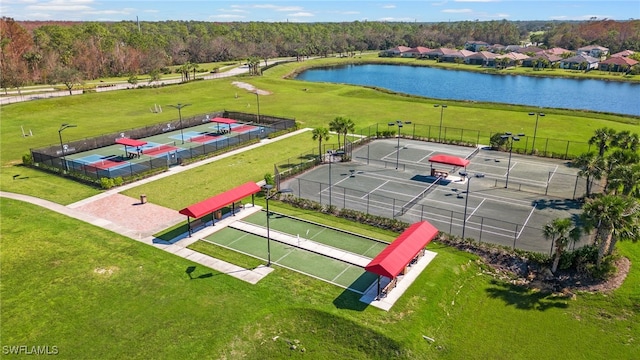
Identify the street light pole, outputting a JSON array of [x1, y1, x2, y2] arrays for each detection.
[[434, 104, 447, 143], [462, 177, 470, 239], [58, 123, 77, 172], [168, 103, 191, 144], [388, 120, 411, 170], [501, 132, 524, 188], [262, 184, 292, 267], [529, 111, 545, 154]]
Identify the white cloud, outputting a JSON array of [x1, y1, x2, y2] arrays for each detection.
[[288, 12, 314, 17], [210, 14, 245, 19], [454, 0, 499, 2], [84, 9, 133, 15], [252, 4, 304, 12], [143, 9, 159, 13], [27, 0, 95, 12], [383, 5, 396, 9], [442, 8, 473, 13], [379, 16, 416, 22]]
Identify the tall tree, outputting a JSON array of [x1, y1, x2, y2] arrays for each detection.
[[341, 117, 356, 151], [543, 217, 582, 273], [329, 117, 346, 149], [588, 127, 617, 157], [582, 195, 639, 267], [311, 127, 330, 162], [607, 163, 640, 197], [573, 152, 605, 197]]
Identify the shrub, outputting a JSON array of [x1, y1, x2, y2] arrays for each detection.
[[22, 153, 33, 165], [100, 177, 114, 189]]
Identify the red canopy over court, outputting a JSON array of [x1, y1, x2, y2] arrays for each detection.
[[428, 154, 469, 167], [210, 117, 237, 124], [115, 138, 147, 147], [179, 182, 260, 219], [365, 221, 438, 279]]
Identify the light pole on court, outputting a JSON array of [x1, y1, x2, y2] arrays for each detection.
[[462, 175, 470, 239], [262, 184, 292, 267], [168, 103, 191, 144], [528, 111, 545, 154], [254, 92, 261, 123], [434, 104, 447, 143], [388, 120, 411, 170], [58, 123, 77, 172], [500, 132, 525, 188]]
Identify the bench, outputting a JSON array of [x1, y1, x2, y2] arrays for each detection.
[[380, 278, 398, 298], [189, 218, 206, 231]]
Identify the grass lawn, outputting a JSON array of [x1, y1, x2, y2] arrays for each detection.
[[1, 198, 638, 359], [1, 56, 639, 359]]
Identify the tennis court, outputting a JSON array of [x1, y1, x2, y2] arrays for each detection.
[[200, 211, 386, 293], [284, 138, 587, 253], [64, 119, 266, 178]]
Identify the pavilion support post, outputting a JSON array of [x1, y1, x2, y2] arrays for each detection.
[[187, 218, 193, 237], [377, 276, 381, 300]]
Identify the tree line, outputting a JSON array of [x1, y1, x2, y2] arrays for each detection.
[[1, 17, 640, 91]]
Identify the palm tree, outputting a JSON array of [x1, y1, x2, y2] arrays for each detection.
[[611, 130, 640, 152], [607, 163, 640, 197], [588, 127, 617, 157], [603, 149, 640, 191], [582, 195, 639, 267], [341, 117, 356, 151], [329, 117, 346, 148], [573, 152, 605, 197], [543, 218, 582, 273], [311, 127, 330, 162]]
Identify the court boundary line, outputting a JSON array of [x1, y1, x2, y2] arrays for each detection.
[[199, 237, 369, 294]]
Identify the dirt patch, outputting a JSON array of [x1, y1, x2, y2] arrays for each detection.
[[232, 81, 271, 95]]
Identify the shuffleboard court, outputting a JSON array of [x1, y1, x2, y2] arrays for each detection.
[[202, 227, 378, 293]]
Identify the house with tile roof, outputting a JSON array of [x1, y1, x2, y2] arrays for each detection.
[[402, 46, 432, 58], [610, 50, 635, 58], [544, 47, 573, 57], [577, 45, 609, 59], [599, 56, 638, 72], [423, 47, 458, 60], [441, 49, 476, 63], [466, 51, 498, 66], [379, 46, 412, 57], [560, 54, 601, 70], [464, 40, 490, 52], [522, 53, 562, 68]]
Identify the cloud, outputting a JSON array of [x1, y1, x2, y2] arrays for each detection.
[[210, 14, 246, 20], [288, 12, 314, 17], [379, 16, 416, 22], [454, 0, 499, 2], [442, 8, 473, 13], [382, 5, 396, 9], [84, 9, 133, 15], [250, 4, 304, 12], [27, 0, 94, 12]]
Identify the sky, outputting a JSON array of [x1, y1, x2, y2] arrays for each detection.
[[1, 0, 639, 23]]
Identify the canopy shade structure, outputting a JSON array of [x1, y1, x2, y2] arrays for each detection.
[[210, 117, 237, 124], [428, 154, 470, 167], [179, 182, 260, 219], [365, 221, 438, 279], [115, 138, 147, 147]]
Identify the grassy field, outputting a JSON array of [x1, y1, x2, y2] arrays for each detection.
[[1, 198, 638, 359], [1, 56, 639, 359]]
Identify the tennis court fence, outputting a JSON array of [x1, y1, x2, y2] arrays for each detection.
[[288, 177, 592, 253]]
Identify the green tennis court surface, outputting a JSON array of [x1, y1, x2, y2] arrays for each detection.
[[201, 227, 378, 293]]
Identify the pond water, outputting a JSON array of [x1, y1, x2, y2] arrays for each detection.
[[295, 64, 640, 116]]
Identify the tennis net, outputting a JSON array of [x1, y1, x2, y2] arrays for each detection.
[[397, 179, 439, 216]]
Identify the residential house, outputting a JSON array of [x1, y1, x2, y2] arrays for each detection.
[[522, 53, 562, 68], [495, 52, 529, 67], [441, 49, 476, 63], [577, 45, 609, 59], [560, 54, 600, 70], [464, 40, 490, 52], [402, 46, 432, 58], [610, 50, 635, 58], [466, 51, 498, 66], [599, 56, 638, 72], [379, 46, 411, 57], [488, 44, 506, 53], [516, 46, 545, 55], [545, 47, 573, 57], [423, 48, 458, 60]]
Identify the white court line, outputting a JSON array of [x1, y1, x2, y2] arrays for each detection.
[[504, 161, 518, 176], [363, 180, 390, 199], [547, 165, 559, 184], [332, 264, 354, 282], [418, 151, 436, 163], [466, 198, 486, 221], [517, 204, 537, 239], [275, 247, 297, 263]]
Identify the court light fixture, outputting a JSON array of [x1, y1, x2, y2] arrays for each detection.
[[390, 120, 411, 170], [434, 104, 447, 142], [58, 123, 77, 172], [168, 103, 191, 144], [528, 111, 545, 154], [262, 184, 293, 267], [500, 132, 525, 188]]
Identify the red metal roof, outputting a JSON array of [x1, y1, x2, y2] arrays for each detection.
[[179, 182, 261, 218], [428, 154, 470, 167], [365, 221, 438, 279], [115, 138, 148, 147], [211, 117, 237, 124]]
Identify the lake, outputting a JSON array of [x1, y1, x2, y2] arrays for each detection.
[[295, 64, 640, 117]]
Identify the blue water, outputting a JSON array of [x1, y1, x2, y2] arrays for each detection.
[[296, 64, 640, 116]]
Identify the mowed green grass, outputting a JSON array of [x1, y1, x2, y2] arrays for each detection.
[[2, 198, 638, 359], [1, 57, 639, 359], [1, 55, 639, 204]]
